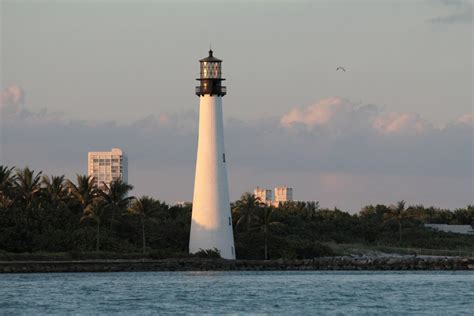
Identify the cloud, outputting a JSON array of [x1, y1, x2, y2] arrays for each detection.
[[280, 97, 429, 135], [429, 10, 473, 24], [0, 85, 25, 114], [372, 112, 428, 135], [280, 97, 347, 128], [457, 113, 473, 126], [130, 110, 197, 135], [428, 0, 473, 24], [0, 85, 66, 124], [1, 85, 472, 209], [280, 97, 379, 134], [0, 85, 24, 106], [275, 98, 471, 179]]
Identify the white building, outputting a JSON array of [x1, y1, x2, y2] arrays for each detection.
[[174, 201, 192, 207], [425, 224, 474, 235], [87, 148, 128, 188], [274, 185, 293, 205], [253, 185, 294, 206], [189, 50, 236, 259], [254, 186, 273, 205]]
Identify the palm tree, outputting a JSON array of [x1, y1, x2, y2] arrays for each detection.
[[99, 179, 134, 229], [66, 175, 97, 213], [0, 165, 16, 208], [14, 167, 42, 208], [384, 200, 407, 245], [256, 207, 281, 260], [128, 196, 161, 254], [232, 192, 264, 232], [80, 199, 106, 251], [42, 175, 67, 204]]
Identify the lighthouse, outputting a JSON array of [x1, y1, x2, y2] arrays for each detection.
[[189, 50, 236, 259]]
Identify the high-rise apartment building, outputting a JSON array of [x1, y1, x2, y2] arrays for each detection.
[[254, 186, 273, 205], [87, 148, 128, 187]]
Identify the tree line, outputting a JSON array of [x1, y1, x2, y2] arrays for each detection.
[[1, 165, 473, 259]]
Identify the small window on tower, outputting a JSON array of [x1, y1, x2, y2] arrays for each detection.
[[223, 153, 226, 163], [228, 217, 231, 226]]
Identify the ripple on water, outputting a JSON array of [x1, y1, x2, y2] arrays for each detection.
[[0, 271, 473, 314]]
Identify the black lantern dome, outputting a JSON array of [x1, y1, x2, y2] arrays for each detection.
[[196, 50, 226, 97]]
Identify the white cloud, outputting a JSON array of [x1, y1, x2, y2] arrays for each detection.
[[1, 86, 472, 208], [0, 85, 25, 114], [280, 97, 381, 135], [0, 85, 24, 106], [428, 0, 473, 24], [457, 113, 473, 126], [372, 112, 428, 135], [1, 85, 67, 125], [280, 97, 348, 128], [280, 97, 430, 135], [279, 97, 381, 132]]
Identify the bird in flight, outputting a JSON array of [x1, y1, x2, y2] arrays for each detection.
[[336, 67, 346, 72]]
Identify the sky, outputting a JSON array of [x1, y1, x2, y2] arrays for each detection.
[[1, 0, 473, 212]]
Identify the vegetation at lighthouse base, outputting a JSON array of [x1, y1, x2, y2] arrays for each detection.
[[1, 165, 474, 262]]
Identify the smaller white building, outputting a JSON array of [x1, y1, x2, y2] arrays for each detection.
[[274, 186, 293, 205], [88, 148, 128, 188], [253, 185, 294, 206], [425, 224, 474, 235]]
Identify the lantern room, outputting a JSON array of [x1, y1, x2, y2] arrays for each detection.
[[196, 50, 226, 97]]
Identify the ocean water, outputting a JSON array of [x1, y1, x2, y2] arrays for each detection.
[[0, 271, 473, 315]]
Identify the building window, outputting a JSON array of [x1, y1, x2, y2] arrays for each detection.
[[228, 217, 231, 226], [231, 246, 234, 256], [222, 153, 226, 163]]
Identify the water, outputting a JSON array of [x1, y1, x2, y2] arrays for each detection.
[[0, 271, 473, 314]]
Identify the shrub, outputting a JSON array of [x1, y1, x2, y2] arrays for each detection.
[[279, 239, 335, 259], [194, 248, 221, 259]]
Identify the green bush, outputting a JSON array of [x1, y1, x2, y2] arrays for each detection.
[[194, 248, 221, 259], [278, 239, 335, 259], [294, 241, 335, 259]]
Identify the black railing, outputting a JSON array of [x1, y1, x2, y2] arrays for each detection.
[[195, 86, 226, 96]]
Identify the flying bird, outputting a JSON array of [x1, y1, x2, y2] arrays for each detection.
[[336, 67, 346, 72]]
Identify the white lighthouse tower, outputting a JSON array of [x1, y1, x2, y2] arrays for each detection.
[[189, 50, 236, 259]]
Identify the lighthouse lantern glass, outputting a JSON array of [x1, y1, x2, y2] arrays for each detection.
[[201, 61, 221, 79]]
